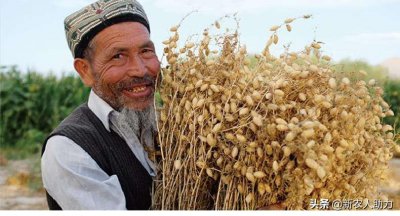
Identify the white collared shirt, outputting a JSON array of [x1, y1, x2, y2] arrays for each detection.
[[41, 90, 155, 210]]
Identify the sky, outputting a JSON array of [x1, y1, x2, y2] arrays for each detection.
[[1, 0, 400, 75]]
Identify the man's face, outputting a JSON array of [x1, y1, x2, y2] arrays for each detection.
[[84, 22, 160, 110]]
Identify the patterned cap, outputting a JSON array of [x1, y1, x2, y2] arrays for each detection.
[[64, 0, 150, 58]]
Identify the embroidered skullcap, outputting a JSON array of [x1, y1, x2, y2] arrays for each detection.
[[64, 0, 150, 58]]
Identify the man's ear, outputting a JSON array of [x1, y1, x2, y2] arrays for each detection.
[[74, 58, 95, 87]]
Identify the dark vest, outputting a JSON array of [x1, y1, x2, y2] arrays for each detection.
[[41, 103, 153, 210]]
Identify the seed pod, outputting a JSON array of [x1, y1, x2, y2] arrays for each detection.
[[286, 24, 292, 32], [299, 93, 307, 101], [306, 140, 315, 148], [235, 92, 243, 100], [270, 25, 280, 31], [272, 161, 279, 172], [245, 95, 254, 106], [225, 114, 235, 122], [168, 57, 177, 64], [309, 65, 318, 72], [197, 115, 205, 124], [195, 80, 203, 88], [217, 157, 223, 167], [162, 39, 170, 45], [264, 183, 272, 193], [246, 172, 256, 183], [358, 69, 367, 76], [220, 175, 230, 185], [335, 146, 346, 158], [285, 18, 295, 23], [382, 124, 393, 132], [185, 42, 195, 49], [210, 84, 220, 92], [253, 115, 263, 127], [265, 93, 273, 100], [241, 166, 248, 176], [277, 124, 289, 131], [368, 79, 376, 86], [239, 108, 249, 116], [311, 43, 321, 49], [301, 129, 315, 139], [245, 193, 254, 203], [196, 98, 205, 108], [275, 118, 287, 125], [302, 121, 315, 129], [212, 123, 222, 133], [273, 34, 279, 44], [328, 78, 336, 89], [254, 171, 266, 178], [230, 102, 238, 113], [340, 110, 348, 120], [196, 161, 206, 169], [317, 166, 326, 179], [237, 184, 244, 194], [231, 147, 239, 158], [275, 175, 282, 186], [225, 133, 235, 141], [206, 134, 217, 147], [236, 134, 247, 143], [206, 168, 213, 178], [340, 139, 349, 148], [283, 146, 291, 157], [322, 55, 331, 61], [324, 133, 332, 144], [267, 104, 278, 110], [274, 89, 285, 97], [258, 183, 266, 195], [342, 77, 350, 85], [285, 132, 296, 142], [286, 161, 295, 170], [321, 101, 332, 108], [300, 70, 309, 78], [199, 83, 208, 91], [305, 158, 319, 170], [209, 104, 216, 114], [214, 21, 220, 29], [169, 25, 178, 32], [174, 160, 182, 170], [160, 111, 167, 122], [169, 41, 177, 48]]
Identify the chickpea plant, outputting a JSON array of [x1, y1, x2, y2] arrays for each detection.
[[151, 15, 398, 210]]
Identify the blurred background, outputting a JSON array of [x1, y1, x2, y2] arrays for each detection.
[[0, 0, 399, 210]]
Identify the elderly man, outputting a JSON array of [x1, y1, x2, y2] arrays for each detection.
[[41, 0, 160, 210]]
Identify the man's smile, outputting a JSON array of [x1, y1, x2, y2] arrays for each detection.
[[122, 83, 153, 99]]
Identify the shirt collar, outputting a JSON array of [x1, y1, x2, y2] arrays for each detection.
[[87, 90, 116, 132]]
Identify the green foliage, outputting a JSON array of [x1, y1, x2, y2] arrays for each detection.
[[0, 66, 90, 155], [333, 58, 389, 84], [383, 79, 400, 131]]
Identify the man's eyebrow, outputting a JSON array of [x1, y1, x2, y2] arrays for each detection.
[[107, 47, 128, 54], [105, 41, 155, 54], [139, 40, 155, 49]]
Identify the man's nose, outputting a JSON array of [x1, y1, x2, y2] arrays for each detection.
[[127, 55, 147, 77]]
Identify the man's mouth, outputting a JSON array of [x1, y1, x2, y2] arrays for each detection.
[[127, 85, 148, 93], [122, 83, 153, 99]]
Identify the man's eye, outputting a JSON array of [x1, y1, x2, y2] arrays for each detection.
[[112, 53, 122, 59], [142, 48, 154, 53]]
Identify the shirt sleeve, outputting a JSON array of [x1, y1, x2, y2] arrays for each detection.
[[41, 135, 127, 210]]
